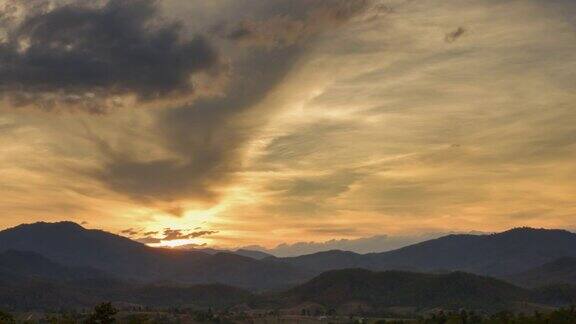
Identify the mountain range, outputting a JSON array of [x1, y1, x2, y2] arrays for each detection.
[[0, 222, 308, 290], [0, 249, 252, 310], [273, 228, 576, 277], [2, 222, 576, 311], [3, 223, 576, 288], [1, 253, 573, 314]]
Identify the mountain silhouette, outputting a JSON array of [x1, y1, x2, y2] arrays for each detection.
[[0, 222, 308, 289], [277, 228, 576, 276], [3, 223, 576, 312], [3, 223, 576, 291], [372, 228, 576, 275]]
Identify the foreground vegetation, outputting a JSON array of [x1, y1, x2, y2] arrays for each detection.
[[1, 304, 576, 323], [417, 307, 576, 324]]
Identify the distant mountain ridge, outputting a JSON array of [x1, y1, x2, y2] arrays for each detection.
[[372, 228, 576, 276], [275, 227, 576, 277], [184, 247, 274, 260]]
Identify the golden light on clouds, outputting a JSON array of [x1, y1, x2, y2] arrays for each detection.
[[1, 0, 576, 252]]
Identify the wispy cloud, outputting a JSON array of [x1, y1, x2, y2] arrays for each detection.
[[134, 227, 218, 244]]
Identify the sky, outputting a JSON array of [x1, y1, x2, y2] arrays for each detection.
[[0, 0, 575, 252]]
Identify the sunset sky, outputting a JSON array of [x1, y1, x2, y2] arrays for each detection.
[[1, 0, 575, 252]]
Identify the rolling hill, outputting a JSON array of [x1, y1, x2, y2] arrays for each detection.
[[1, 248, 575, 312], [266, 268, 531, 313], [508, 257, 576, 288], [0, 247, 253, 310], [0, 250, 109, 284], [271, 250, 372, 272], [0, 273, 252, 311]]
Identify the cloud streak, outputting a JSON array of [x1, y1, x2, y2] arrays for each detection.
[[134, 227, 218, 244], [445, 26, 466, 43], [223, 0, 371, 48], [91, 0, 373, 211]]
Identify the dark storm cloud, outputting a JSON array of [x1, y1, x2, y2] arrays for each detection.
[[0, 0, 218, 113], [97, 48, 313, 206], [95, 0, 374, 208]]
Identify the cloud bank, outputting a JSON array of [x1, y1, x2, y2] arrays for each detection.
[[0, 0, 218, 113]]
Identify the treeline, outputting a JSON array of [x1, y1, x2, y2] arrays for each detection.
[[2, 304, 576, 323], [414, 307, 576, 324], [0, 302, 118, 324], [0, 303, 233, 323]]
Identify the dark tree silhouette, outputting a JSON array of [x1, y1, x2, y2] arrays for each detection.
[[85, 302, 118, 324], [0, 309, 15, 324]]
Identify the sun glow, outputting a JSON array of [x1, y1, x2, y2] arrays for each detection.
[[149, 239, 202, 249], [134, 205, 227, 249]]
